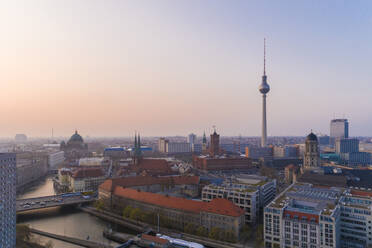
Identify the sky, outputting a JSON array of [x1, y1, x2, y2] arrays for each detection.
[[0, 0, 371, 137]]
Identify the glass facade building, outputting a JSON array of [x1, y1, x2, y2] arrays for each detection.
[[0, 153, 16, 248]]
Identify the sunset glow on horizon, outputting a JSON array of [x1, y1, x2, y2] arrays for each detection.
[[1, 0, 372, 137]]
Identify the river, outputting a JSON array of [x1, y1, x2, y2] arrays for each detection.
[[16, 176, 133, 248]]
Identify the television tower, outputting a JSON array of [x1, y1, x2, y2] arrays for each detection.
[[259, 39, 270, 147]]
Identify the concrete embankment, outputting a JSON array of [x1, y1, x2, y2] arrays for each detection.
[[81, 207, 248, 248], [29, 227, 113, 248]]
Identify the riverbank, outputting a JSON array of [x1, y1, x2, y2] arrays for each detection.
[[81, 206, 248, 248]]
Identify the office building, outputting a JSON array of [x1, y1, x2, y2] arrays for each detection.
[[330, 119, 349, 145], [303, 132, 320, 168], [48, 150, 65, 170], [166, 142, 191, 154], [336, 138, 359, 154], [245, 146, 273, 160], [187, 133, 197, 151], [264, 184, 343, 248], [0, 153, 16, 248], [259, 39, 270, 147], [202, 175, 276, 224], [193, 156, 253, 171], [264, 183, 372, 248], [158, 138, 168, 153]]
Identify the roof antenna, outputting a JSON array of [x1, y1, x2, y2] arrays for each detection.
[[263, 38, 266, 76]]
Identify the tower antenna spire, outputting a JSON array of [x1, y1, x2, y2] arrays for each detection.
[[263, 38, 266, 76]]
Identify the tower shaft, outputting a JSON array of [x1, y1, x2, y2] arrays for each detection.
[[261, 94, 267, 147]]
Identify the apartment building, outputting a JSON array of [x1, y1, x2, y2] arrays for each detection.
[[202, 175, 276, 224], [264, 183, 372, 248]]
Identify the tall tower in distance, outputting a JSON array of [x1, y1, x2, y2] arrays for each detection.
[[209, 127, 220, 157], [304, 132, 320, 168], [259, 39, 270, 147]]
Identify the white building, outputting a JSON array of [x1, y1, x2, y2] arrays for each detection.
[[166, 142, 191, 154], [264, 183, 372, 248], [0, 153, 17, 248], [70, 168, 106, 192], [48, 151, 65, 169], [202, 175, 276, 224]]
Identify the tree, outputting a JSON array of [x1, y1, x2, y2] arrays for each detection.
[[196, 226, 208, 237], [255, 224, 264, 248], [16, 224, 31, 243], [224, 230, 236, 243], [208, 227, 221, 240], [94, 199, 104, 210], [184, 223, 196, 235], [130, 208, 141, 221], [123, 206, 133, 218]]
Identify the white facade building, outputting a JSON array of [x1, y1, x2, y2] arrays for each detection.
[[48, 151, 65, 169], [202, 175, 276, 224], [166, 142, 191, 154], [0, 153, 17, 248]]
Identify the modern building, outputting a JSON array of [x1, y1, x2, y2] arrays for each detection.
[[158, 138, 168, 153], [16, 152, 49, 189], [202, 175, 276, 224], [303, 132, 320, 168], [187, 133, 197, 152], [245, 146, 273, 160], [335, 138, 371, 166], [330, 119, 349, 145], [99, 186, 245, 238], [48, 150, 65, 170], [0, 153, 16, 248], [273, 146, 299, 158], [166, 142, 191, 154], [259, 39, 270, 147], [264, 183, 372, 248], [336, 138, 359, 154]]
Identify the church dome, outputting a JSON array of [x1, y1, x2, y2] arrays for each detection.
[[69, 131, 84, 143], [306, 132, 318, 141]]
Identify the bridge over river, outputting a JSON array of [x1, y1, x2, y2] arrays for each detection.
[[17, 193, 96, 213]]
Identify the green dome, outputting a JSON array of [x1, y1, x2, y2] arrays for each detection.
[[69, 130, 84, 143]]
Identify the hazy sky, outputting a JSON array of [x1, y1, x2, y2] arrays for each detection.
[[1, 1, 371, 137]]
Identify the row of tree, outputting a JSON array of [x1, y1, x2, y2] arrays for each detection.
[[121, 205, 237, 243]]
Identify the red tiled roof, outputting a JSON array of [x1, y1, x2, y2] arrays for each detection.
[[99, 175, 199, 192], [132, 159, 172, 175], [72, 168, 105, 178], [351, 189, 372, 197], [141, 234, 168, 245], [284, 210, 319, 223], [113, 187, 244, 217]]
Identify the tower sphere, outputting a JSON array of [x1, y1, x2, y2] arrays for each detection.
[[259, 75, 270, 94]]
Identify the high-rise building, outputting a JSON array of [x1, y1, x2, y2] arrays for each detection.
[[209, 129, 220, 157], [303, 132, 320, 168], [335, 138, 359, 154], [158, 138, 168, 153], [187, 133, 197, 152], [259, 39, 270, 147], [330, 119, 349, 144], [0, 153, 16, 248]]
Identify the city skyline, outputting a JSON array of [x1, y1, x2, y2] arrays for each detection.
[[1, 1, 372, 137]]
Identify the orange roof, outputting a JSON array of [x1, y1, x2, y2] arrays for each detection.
[[113, 187, 244, 217], [351, 189, 372, 197], [141, 234, 168, 245], [132, 159, 172, 175], [99, 175, 199, 192], [72, 168, 105, 178]]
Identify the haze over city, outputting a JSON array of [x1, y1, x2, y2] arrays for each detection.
[[1, 0, 372, 137]]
